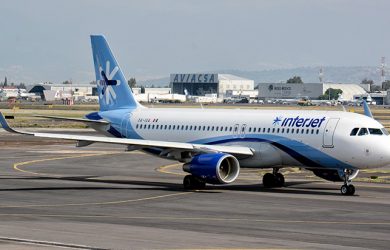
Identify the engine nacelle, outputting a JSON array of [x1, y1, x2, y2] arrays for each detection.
[[311, 169, 359, 182], [183, 153, 240, 184]]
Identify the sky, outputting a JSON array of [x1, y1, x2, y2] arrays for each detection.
[[0, 0, 389, 84]]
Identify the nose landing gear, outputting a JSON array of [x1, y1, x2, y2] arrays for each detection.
[[340, 169, 356, 196]]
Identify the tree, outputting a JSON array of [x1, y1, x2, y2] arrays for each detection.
[[140, 86, 145, 94], [371, 85, 382, 92], [4, 76, 7, 86], [318, 88, 343, 100], [361, 78, 374, 85], [382, 80, 390, 91], [127, 78, 137, 88], [17, 83, 26, 89], [286, 76, 303, 84], [62, 80, 72, 85]]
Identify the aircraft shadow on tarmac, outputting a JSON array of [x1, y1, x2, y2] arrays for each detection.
[[0, 175, 341, 196]]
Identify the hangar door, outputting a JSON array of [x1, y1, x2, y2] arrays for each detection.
[[322, 118, 339, 148]]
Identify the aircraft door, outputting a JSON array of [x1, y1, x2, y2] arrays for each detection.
[[125, 113, 133, 138], [322, 118, 339, 148], [120, 115, 127, 138], [120, 113, 132, 138], [233, 124, 239, 138], [240, 124, 247, 138]]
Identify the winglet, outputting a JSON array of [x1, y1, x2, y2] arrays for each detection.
[[362, 100, 373, 118], [0, 112, 29, 134]]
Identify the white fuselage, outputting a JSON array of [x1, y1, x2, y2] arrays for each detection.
[[103, 107, 390, 171]]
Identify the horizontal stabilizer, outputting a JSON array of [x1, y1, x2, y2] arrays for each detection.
[[34, 115, 109, 124]]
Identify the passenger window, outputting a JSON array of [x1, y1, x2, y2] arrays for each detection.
[[358, 128, 368, 136], [287, 128, 289, 133], [369, 128, 383, 135], [249, 127, 252, 132], [229, 127, 233, 131], [350, 128, 359, 136], [277, 128, 280, 133], [316, 129, 319, 134], [272, 128, 275, 133], [148, 124, 151, 129], [263, 128, 266, 133], [306, 129, 309, 134], [136, 124, 139, 129]]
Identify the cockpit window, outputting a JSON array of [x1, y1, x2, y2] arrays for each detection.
[[381, 128, 389, 135], [358, 128, 368, 136], [350, 128, 359, 136], [368, 128, 383, 135]]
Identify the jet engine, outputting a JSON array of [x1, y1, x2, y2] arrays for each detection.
[[183, 153, 240, 184], [311, 169, 359, 182]]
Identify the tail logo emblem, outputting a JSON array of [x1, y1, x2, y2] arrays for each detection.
[[98, 60, 121, 105]]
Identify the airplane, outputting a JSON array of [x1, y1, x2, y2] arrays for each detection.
[[1, 35, 389, 196]]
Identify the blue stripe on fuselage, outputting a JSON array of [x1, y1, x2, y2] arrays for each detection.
[[190, 134, 354, 170]]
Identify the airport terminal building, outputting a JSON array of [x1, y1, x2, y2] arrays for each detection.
[[258, 83, 369, 101], [170, 73, 254, 97]]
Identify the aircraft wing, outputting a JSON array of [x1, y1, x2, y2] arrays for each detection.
[[0, 113, 253, 156]]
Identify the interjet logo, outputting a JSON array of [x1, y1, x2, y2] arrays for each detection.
[[274, 116, 326, 128], [98, 60, 121, 105]]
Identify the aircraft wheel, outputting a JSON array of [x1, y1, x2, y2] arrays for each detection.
[[183, 175, 206, 190], [347, 184, 355, 195], [341, 184, 355, 195], [275, 173, 285, 187], [262, 173, 275, 188]]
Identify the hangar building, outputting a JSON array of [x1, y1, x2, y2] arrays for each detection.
[[171, 73, 254, 97], [258, 83, 369, 101]]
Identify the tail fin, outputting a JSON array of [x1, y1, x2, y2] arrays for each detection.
[[90, 35, 141, 111]]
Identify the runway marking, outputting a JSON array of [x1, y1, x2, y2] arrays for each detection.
[[4, 151, 196, 209], [13, 151, 140, 176], [157, 163, 185, 176], [0, 192, 193, 208], [13, 153, 115, 176], [0, 213, 388, 226], [0, 236, 106, 250]]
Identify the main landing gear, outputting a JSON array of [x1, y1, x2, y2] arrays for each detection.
[[340, 169, 355, 196], [183, 175, 206, 190], [262, 168, 285, 188]]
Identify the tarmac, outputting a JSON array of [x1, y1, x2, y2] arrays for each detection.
[[0, 130, 389, 249]]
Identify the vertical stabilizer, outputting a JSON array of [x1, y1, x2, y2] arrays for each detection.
[[363, 100, 373, 118], [90, 35, 141, 111]]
